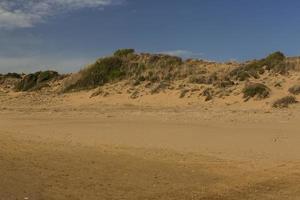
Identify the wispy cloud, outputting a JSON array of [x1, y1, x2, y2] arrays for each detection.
[[0, 31, 95, 73], [160, 50, 203, 59], [0, 0, 123, 29]]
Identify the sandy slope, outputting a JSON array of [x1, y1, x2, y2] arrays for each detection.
[[1, 91, 300, 199]]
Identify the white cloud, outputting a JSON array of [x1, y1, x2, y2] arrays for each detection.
[[0, 0, 122, 29], [160, 50, 203, 58]]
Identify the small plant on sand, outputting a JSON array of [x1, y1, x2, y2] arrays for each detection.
[[179, 89, 190, 98], [243, 83, 270, 100], [202, 88, 214, 101], [273, 96, 298, 108], [288, 84, 300, 95]]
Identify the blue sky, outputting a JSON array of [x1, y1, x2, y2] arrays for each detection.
[[1, 0, 300, 73]]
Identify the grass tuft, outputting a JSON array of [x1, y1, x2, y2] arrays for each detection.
[[273, 96, 298, 108]]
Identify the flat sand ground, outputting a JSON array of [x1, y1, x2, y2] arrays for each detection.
[[1, 92, 300, 199]]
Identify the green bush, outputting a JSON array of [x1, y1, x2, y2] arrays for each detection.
[[65, 56, 124, 91], [243, 83, 270, 100], [229, 64, 260, 81], [273, 96, 298, 108], [264, 51, 285, 67], [114, 49, 135, 57], [262, 51, 288, 74]]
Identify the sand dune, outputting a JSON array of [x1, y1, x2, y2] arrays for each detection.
[[1, 51, 300, 199]]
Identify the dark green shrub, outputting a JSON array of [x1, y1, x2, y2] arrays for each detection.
[[243, 83, 270, 100], [273, 96, 298, 108], [114, 49, 135, 57], [262, 51, 287, 74], [65, 56, 124, 91], [264, 51, 285, 67], [4, 73, 22, 79]]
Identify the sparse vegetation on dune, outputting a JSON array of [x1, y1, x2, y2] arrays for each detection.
[[63, 49, 187, 92], [2, 49, 300, 109], [0, 73, 23, 89], [228, 51, 292, 81], [63, 50, 295, 94], [15, 71, 60, 91]]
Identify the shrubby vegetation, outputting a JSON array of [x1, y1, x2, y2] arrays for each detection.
[[15, 71, 59, 91], [63, 49, 185, 92], [64, 56, 124, 91], [114, 49, 135, 57], [3, 49, 300, 109], [229, 51, 289, 81], [243, 83, 270, 100], [273, 96, 298, 108]]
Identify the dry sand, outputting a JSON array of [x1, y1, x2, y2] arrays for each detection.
[[1, 90, 300, 200]]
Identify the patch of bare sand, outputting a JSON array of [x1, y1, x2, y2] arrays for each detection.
[[1, 91, 300, 199], [1, 131, 300, 200]]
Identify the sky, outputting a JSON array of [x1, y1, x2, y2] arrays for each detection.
[[1, 0, 300, 73]]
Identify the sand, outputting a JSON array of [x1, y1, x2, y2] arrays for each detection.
[[1, 90, 300, 199]]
